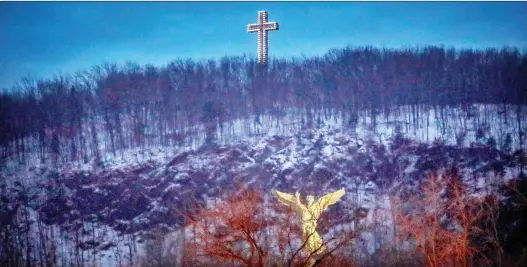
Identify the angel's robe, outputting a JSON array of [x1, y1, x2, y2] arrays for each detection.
[[273, 188, 345, 255]]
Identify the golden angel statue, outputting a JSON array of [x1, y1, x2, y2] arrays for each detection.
[[272, 188, 345, 256]]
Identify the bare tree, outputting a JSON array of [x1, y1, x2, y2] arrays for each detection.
[[393, 172, 503, 267], [176, 187, 360, 267]]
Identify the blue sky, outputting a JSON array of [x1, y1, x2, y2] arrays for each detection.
[[1, 1, 526, 90]]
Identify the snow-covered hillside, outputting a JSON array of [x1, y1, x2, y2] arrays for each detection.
[[1, 112, 524, 266]]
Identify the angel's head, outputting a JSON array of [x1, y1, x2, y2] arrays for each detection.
[[306, 195, 315, 206]]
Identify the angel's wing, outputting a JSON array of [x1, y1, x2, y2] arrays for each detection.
[[273, 190, 306, 214], [312, 188, 345, 216]]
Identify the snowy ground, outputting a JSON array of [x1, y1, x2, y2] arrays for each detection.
[[1, 104, 525, 266]]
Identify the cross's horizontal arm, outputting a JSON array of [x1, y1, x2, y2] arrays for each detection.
[[247, 24, 261, 32], [263, 22, 279, 31], [247, 22, 279, 33]]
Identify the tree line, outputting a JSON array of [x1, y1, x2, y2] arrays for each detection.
[[1, 45, 526, 166]]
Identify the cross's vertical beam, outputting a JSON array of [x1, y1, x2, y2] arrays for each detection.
[[247, 11, 279, 64], [258, 11, 267, 64]]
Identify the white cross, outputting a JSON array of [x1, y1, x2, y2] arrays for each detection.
[[247, 11, 279, 64]]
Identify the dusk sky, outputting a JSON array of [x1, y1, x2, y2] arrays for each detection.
[[1, 1, 526, 91]]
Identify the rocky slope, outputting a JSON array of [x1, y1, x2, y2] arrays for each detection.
[[1, 127, 525, 265]]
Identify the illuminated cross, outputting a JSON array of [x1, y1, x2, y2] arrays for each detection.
[[247, 11, 279, 64]]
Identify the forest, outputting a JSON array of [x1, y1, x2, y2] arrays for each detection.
[[0, 45, 527, 267], [0, 45, 526, 167]]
